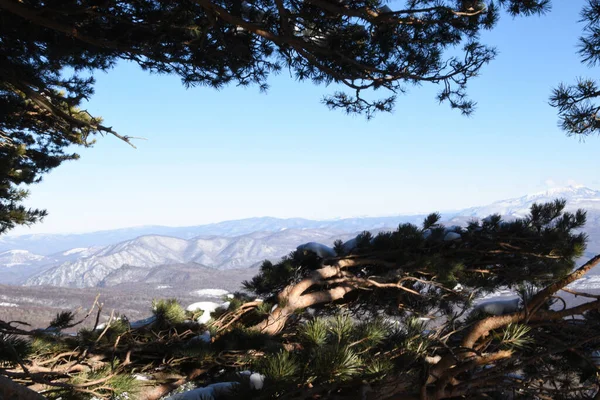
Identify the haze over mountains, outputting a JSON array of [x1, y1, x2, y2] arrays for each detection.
[[2, 186, 600, 289]]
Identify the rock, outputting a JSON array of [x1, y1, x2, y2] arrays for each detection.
[[296, 242, 336, 258], [130, 316, 156, 329]]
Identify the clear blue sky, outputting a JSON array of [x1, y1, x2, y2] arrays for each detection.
[[9, 0, 600, 235]]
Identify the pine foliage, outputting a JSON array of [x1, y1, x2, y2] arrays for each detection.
[[245, 201, 587, 321], [152, 298, 187, 327], [1, 0, 589, 233]]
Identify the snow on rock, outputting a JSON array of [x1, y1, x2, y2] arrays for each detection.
[[62, 248, 89, 256], [0, 302, 18, 307], [186, 302, 229, 324], [296, 242, 336, 258], [165, 382, 237, 400], [474, 298, 520, 316], [237, 371, 266, 390]]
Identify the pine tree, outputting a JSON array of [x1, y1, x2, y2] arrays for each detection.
[[244, 200, 587, 335], [550, 0, 600, 137], [227, 201, 600, 399]]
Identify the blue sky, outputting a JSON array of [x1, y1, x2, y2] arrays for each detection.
[[10, 0, 600, 235]]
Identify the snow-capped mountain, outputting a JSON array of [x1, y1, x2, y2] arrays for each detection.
[[4, 186, 600, 257], [459, 186, 600, 219], [0, 216, 426, 255], [24, 229, 356, 288], [6, 185, 600, 288], [0, 250, 45, 267], [0, 250, 54, 285]]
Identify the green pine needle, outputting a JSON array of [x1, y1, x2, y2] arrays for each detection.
[[152, 298, 186, 326]]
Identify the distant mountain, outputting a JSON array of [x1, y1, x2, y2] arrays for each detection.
[[0, 216, 426, 255], [24, 229, 357, 288], [0, 250, 45, 267], [0, 247, 106, 285], [5, 185, 600, 288], [6, 186, 600, 257], [98, 263, 259, 289], [459, 186, 600, 219]]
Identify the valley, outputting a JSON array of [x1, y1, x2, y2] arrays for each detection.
[[0, 265, 258, 330]]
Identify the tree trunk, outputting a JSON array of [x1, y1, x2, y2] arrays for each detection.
[[249, 257, 402, 335], [252, 283, 354, 335]]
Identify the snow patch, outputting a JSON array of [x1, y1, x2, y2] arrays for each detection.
[[0, 302, 18, 307], [192, 289, 229, 297], [62, 247, 89, 255], [186, 301, 230, 324], [238, 371, 266, 390], [567, 275, 600, 290], [156, 285, 172, 289]]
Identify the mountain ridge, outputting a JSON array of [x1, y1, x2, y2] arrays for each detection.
[[4, 186, 600, 288], [3, 185, 599, 256], [22, 229, 358, 287]]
